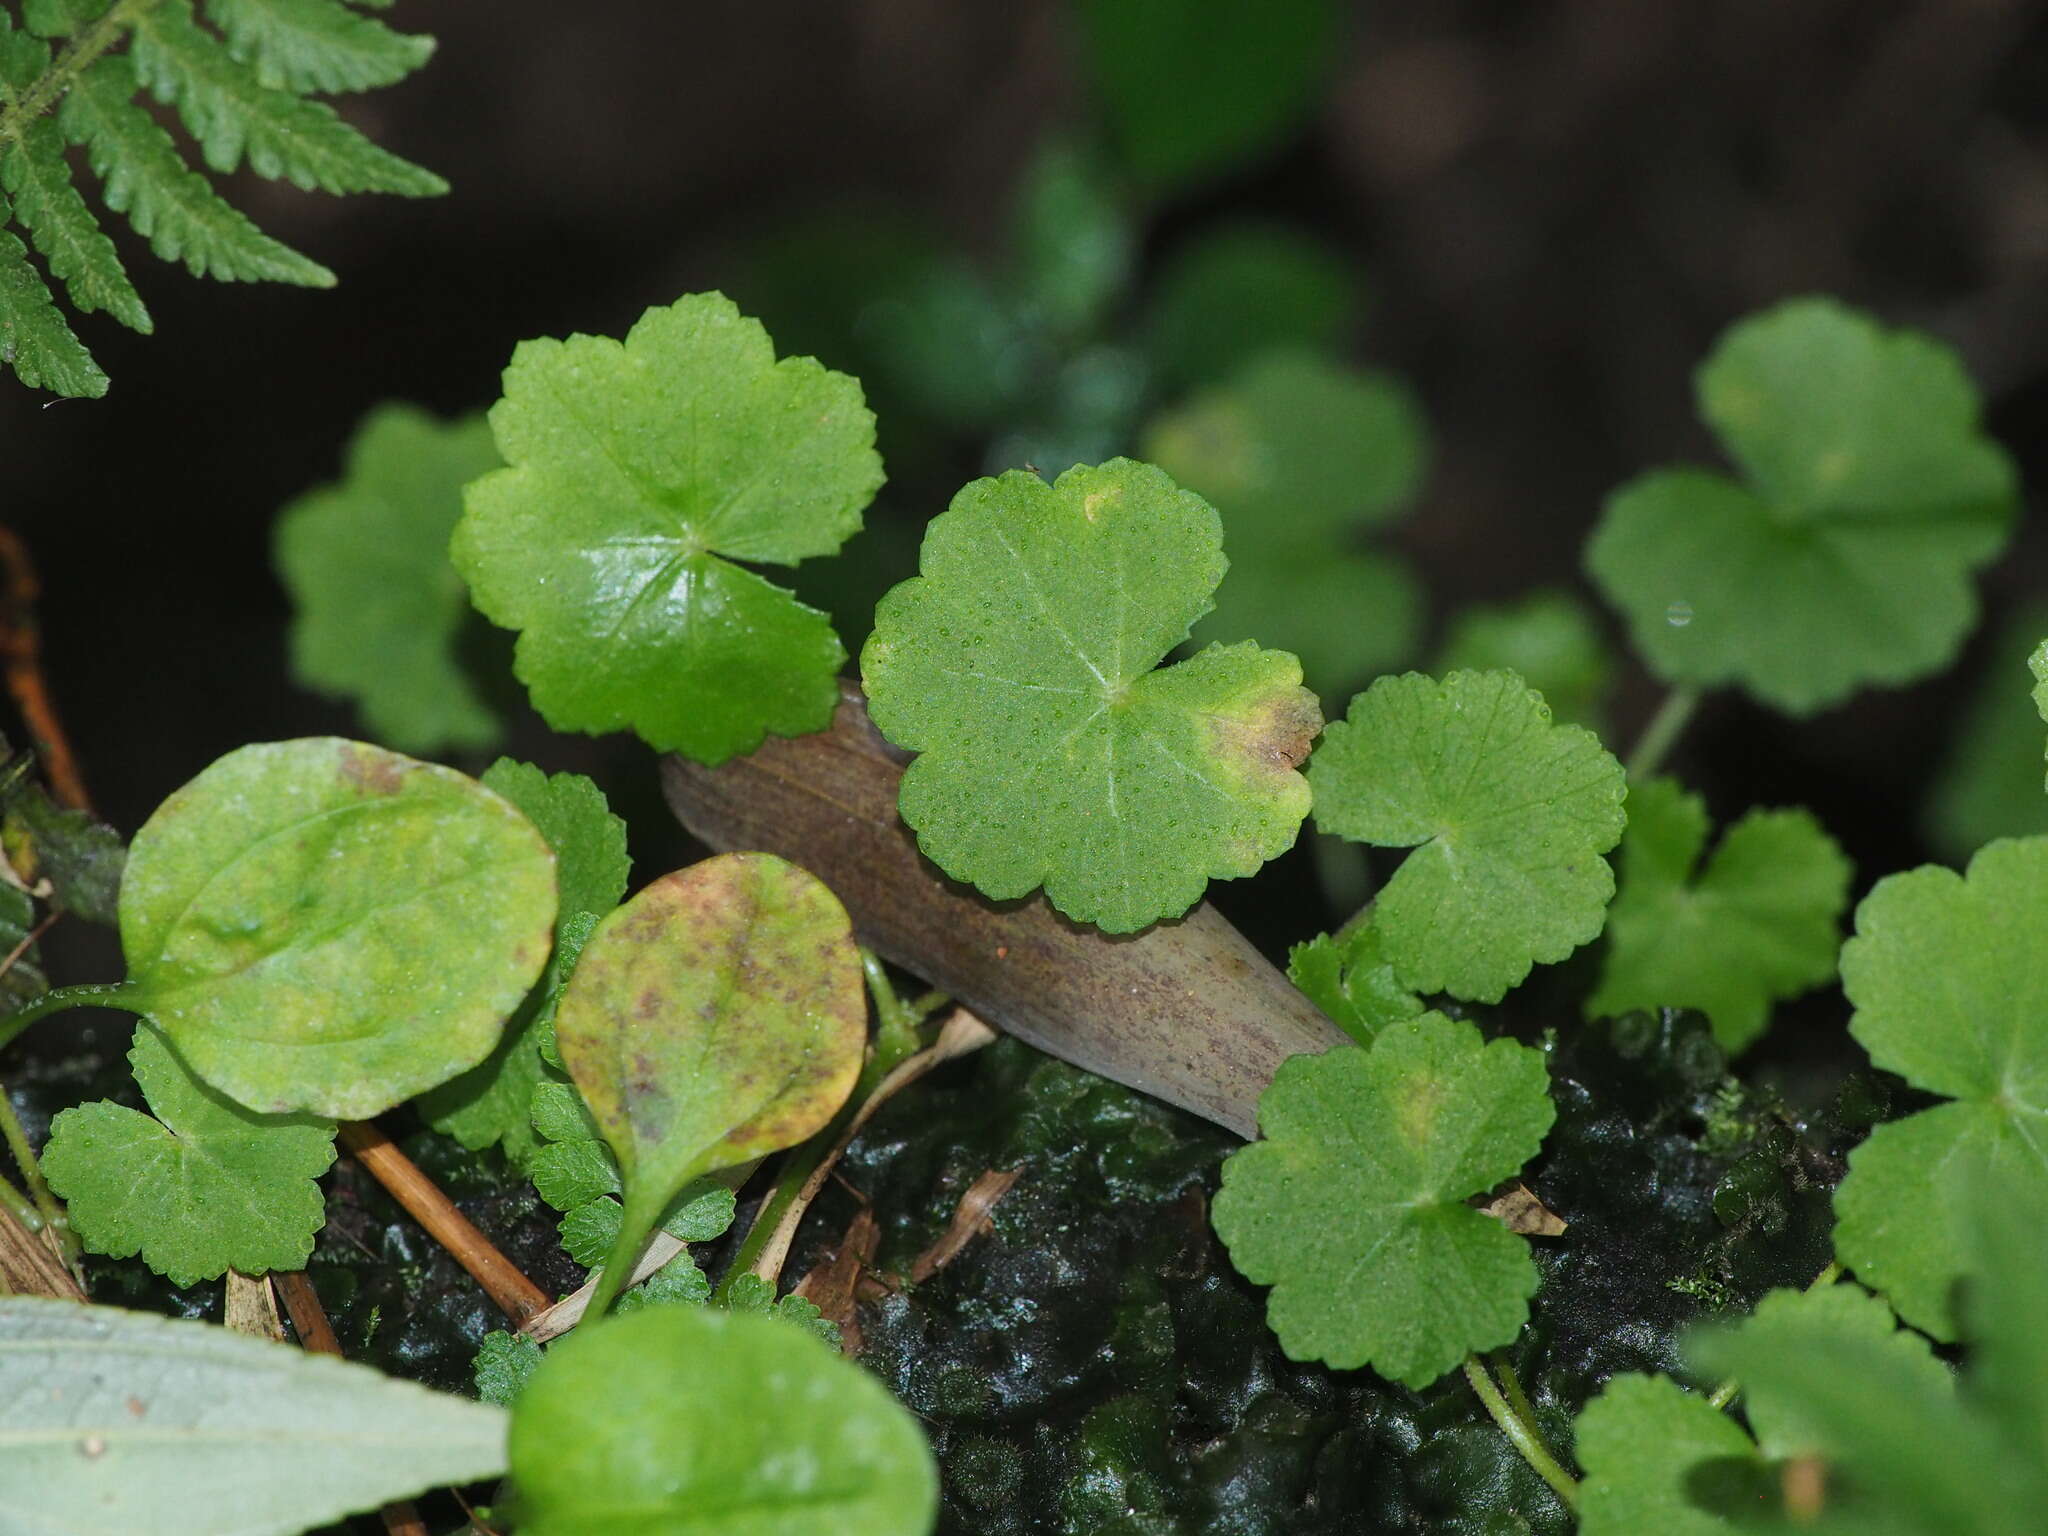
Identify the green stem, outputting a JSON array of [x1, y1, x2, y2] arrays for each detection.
[[1625, 686, 1701, 781], [0, 1166, 40, 1231], [0, 982, 134, 1057], [0, 0, 159, 155], [710, 1147, 817, 1305], [585, 1186, 664, 1323], [0, 1073, 66, 1256], [1489, 1352, 1544, 1441], [1464, 1354, 1579, 1511]]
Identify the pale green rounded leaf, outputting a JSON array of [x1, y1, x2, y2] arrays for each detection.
[[1835, 836, 2048, 1337], [862, 458, 1320, 933], [554, 852, 864, 1312], [1586, 299, 2015, 714], [115, 738, 557, 1118], [1211, 1013, 1555, 1388], [1575, 1373, 1756, 1536], [1589, 777, 1850, 1052], [1309, 670, 1627, 1002], [508, 1305, 936, 1536], [453, 292, 883, 764], [0, 1298, 507, 1536], [275, 403, 503, 755], [1144, 352, 1428, 696], [43, 1022, 335, 1287]]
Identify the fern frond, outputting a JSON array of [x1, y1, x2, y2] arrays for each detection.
[[3, 117, 150, 328], [0, 216, 105, 394], [60, 54, 334, 284], [203, 0, 429, 94], [0, 0, 439, 395], [130, 0, 442, 194]]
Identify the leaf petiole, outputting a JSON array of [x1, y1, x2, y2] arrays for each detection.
[[1625, 685, 1701, 781], [0, 981, 136, 1057], [1463, 1353, 1580, 1510]]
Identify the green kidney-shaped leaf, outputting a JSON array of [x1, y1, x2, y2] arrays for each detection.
[[1309, 669, 1628, 1002], [508, 1304, 936, 1536], [1588, 777, 1851, 1053], [452, 291, 884, 764], [1834, 835, 2048, 1337], [112, 738, 556, 1118], [0, 1298, 507, 1536], [1212, 1012, 1556, 1388], [1586, 298, 2016, 714], [554, 852, 864, 1314], [862, 458, 1321, 933], [43, 1022, 336, 1287]]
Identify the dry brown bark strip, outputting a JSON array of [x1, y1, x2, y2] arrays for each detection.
[[791, 1206, 881, 1355], [663, 682, 1348, 1141], [222, 1269, 284, 1341], [337, 1120, 551, 1327], [909, 1167, 1021, 1284], [0, 1198, 83, 1300]]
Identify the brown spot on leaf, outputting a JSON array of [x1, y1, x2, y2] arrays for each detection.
[[336, 743, 407, 796], [1205, 686, 1322, 780]]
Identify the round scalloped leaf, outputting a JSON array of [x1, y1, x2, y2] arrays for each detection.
[[113, 738, 556, 1118], [1143, 352, 1427, 696], [862, 458, 1320, 933], [1308, 669, 1627, 1002], [1586, 298, 2015, 714], [1575, 1373, 1759, 1536], [1435, 589, 1612, 734], [1588, 777, 1850, 1053], [508, 1305, 936, 1536], [44, 1023, 335, 1287], [1287, 919, 1423, 1047], [553, 852, 864, 1312], [1834, 836, 2048, 1337], [452, 292, 884, 764], [275, 404, 503, 756], [1211, 1012, 1555, 1388]]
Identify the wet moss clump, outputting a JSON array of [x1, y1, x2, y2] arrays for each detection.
[[794, 1008, 1846, 1535]]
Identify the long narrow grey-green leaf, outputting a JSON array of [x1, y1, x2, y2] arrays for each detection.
[[203, 0, 433, 93], [0, 1298, 508, 1536], [131, 0, 444, 195], [60, 56, 336, 285], [0, 216, 104, 395], [2, 118, 151, 330]]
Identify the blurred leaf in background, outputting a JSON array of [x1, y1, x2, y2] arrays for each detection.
[[1924, 602, 2048, 864], [1145, 220, 1359, 393], [1072, 0, 1342, 194], [1145, 351, 1427, 698], [1436, 590, 1614, 736]]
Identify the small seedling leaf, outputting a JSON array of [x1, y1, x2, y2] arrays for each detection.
[[862, 457, 1320, 933], [553, 852, 863, 1314], [1211, 1012, 1555, 1388], [1589, 777, 1850, 1052], [507, 1306, 934, 1536], [1586, 298, 2015, 714], [112, 738, 556, 1118], [43, 1023, 335, 1286], [1309, 669, 1627, 1002], [1834, 835, 2048, 1337], [453, 292, 883, 763]]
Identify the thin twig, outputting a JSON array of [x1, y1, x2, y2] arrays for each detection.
[[0, 1192, 82, 1299], [337, 1120, 551, 1327], [0, 1070, 70, 1260], [0, 911, 58, 989], [0, 528, 91, 813]]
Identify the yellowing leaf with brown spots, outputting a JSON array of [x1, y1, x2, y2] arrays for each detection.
[[861, 457, 1320, 933], [1211, 1012, 1555, 1388], [553, 852, 864, 1316]]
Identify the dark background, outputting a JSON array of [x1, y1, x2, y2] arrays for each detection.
[[7, 0, 2048, 982]]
